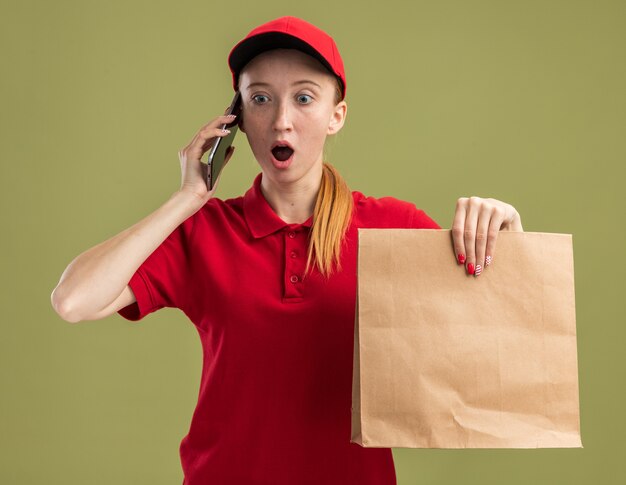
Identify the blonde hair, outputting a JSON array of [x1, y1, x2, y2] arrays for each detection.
[[305, 160, 354, 278]]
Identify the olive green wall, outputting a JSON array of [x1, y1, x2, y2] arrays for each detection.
[[1, 0, 624, 483]]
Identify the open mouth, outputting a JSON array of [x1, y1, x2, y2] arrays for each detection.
[[271, 145, 294, 162]]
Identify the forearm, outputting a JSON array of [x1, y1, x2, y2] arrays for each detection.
[[51, 190, 203, 321]]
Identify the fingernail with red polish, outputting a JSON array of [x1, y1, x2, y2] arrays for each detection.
[[475, 264, 482, 277], [457, 253, 466, 265], [467, 263, 475, 275], [485, 255, 492, 266]]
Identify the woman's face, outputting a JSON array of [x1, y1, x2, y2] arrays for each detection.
[[238, 48, 347, 187]]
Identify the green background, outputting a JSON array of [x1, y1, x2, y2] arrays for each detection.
[[2, 0, 624, 483]]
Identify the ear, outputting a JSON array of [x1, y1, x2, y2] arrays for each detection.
[[327, 100, 347, 135]]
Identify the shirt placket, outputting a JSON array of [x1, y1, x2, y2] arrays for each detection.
[[283, 226, 307, 301]]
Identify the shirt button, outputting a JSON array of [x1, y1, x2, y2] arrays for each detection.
[[290, 275, 299, 283], [290, 251, 297, 259], [288, 231, 296, 238]]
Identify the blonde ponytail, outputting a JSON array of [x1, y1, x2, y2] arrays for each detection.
[[304, 162, 354, 278]]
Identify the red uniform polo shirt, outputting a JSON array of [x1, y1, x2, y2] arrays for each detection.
[[118, 172, 440, 484]]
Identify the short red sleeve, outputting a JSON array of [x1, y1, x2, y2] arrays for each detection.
[[352, 192, 441, 230], [407, 205, 441, 229], [117, 215, 196, 322]]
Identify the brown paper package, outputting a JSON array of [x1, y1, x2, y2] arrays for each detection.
[[351, 229, 582, 448]]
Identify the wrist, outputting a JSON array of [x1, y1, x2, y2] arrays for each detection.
[[169, 190, 207, 216], [503, 209, 524, 231], [512, 208, 523, 231]]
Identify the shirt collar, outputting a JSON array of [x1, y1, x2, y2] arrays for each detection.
[[243, 173, 313, 239]]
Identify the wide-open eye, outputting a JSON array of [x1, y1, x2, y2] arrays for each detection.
[[252, 94, 269, 104], [297, 94, 313, 104]]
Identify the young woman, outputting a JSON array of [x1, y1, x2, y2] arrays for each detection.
[[51, 16, 523, 485]]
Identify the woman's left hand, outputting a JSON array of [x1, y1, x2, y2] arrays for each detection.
[[451, 197, 523, 277]]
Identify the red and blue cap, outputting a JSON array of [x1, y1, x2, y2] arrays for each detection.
[[227, 16, 347, 100]]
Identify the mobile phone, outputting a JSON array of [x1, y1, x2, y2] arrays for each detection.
[[206, 91, 242, 191]]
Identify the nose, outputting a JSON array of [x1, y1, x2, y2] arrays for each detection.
[[272, 100, 293, 133]]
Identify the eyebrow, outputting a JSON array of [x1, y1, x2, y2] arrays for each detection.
[[244, 80, 322, 90]]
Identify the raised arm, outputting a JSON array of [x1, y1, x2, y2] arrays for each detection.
[[51, 113, 237, 322]]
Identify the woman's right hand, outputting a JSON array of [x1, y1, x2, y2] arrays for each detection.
[[177, 113, 238, 204]]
